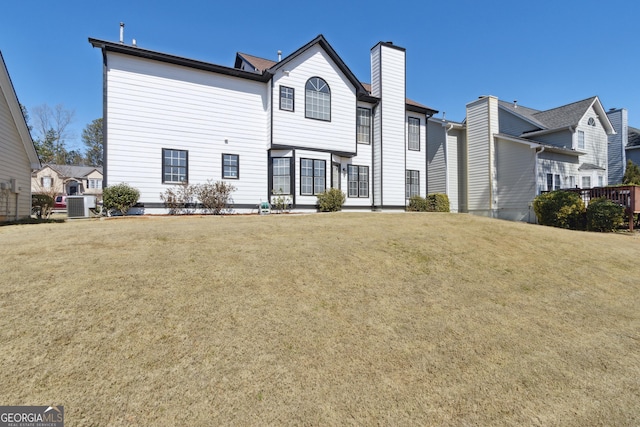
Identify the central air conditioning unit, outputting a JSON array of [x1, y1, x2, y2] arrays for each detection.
[[67, 195, 97, 219]]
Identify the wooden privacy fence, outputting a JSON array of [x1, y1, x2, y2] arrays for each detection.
[[562, 185, 640, 231]]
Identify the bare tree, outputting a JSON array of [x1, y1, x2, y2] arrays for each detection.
[[31, 104, 75, 164]]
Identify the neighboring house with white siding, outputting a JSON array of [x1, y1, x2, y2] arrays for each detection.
[[428, 95, 614, 222], [0, 51, 40, 222], [31, 164, 103, 197], [89, 35, 437, 213]]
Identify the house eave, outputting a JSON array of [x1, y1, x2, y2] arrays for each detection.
[[88, 38, 272, 83]]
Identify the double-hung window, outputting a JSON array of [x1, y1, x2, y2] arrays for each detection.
[[272, 158, 291, 194], [408, 117, 420, 151], [162, 148, 188, 183], [581, 176, 591, 188], [357, 108, 371, 144], [305, 77, 330, 121], [577, 130, 585, 149], [300, 159, 325, 195], [547, 173, 561, 191], [41, 176, 52, 189], [406, 170, 420, 198], [222, 154, 239, 179], [280, 86, 294, 112], [347, 165, 368, 198], [88, 179, 102, 189]]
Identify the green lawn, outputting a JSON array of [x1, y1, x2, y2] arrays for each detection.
[[1, 213, 639, 426]]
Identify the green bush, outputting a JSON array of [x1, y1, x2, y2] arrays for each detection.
[[427, 193, 450, 212], [317, 188, 345, 212], [31, 194, 54, 219], [586, 197, 625, 232], [533, 191, 586, 230], [407, 195, 429, 212], [103, 183, 140, 216]]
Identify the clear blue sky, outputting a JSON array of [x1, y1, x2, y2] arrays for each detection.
[[1, 0, 638, 151]]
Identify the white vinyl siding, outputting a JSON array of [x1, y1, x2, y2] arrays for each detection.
[[271, 45, 356, 155], [105, 52, 269, 207], [371, 43, 406, 207]]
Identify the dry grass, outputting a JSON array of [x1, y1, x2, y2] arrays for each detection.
[[1, 213, 639, 426]]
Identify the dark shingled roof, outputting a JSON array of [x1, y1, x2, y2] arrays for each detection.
[[499, 96, 600, 132], [360, 83, 436, 113], [628, 126, 640, 147], [235, 53, 276, 72], [532, 96, 598, 130]]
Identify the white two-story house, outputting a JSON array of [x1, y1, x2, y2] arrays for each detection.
[[89, 35, 437, 213], [428, 95, 614, 222]]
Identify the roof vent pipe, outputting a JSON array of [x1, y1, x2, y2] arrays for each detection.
[[132, 39, 137, 47], [513, 100, 518, 108], [277, 50, 282, 62], [119, 22, 125, 44]]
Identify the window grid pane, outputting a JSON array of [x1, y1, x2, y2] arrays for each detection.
[[357, 108, 371, 144], [305, 77, 330, 121], [280, 86, 294, 111], [406, 170, 419, 198], [163, 149, 187, 183], [408, 117, 420, 150], [273, 158, 290, 194]]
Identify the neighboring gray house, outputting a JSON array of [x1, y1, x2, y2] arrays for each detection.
[[428, 95, 615, 222], [607, 108, 628, 184], [627, 126, 640, 167]]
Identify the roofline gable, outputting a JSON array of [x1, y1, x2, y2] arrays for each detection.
[[267, 34, 369, 97], [584, 96, 616, 135], [0, 51, 40, 168]]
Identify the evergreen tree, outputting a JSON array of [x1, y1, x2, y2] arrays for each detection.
[[623, 160, 640, 185]]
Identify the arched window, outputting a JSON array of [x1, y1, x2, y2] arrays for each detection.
[[587, 117, 596, 126], [305, 77, 330, 121]]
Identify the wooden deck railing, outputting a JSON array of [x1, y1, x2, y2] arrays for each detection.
[[561, 185, 640, 231]]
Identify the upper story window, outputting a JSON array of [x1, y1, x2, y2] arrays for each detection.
[[305, 77, 330, 121], [280, 86, 294, 112], [357, 108, 371, 144], [162, 148, 188, 183], [578, 130, 585, 150], [41, 176, 52, 189], [408, 117, 420, 151], [587, 117, 596, 126]]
